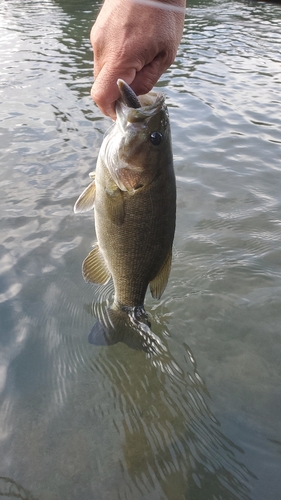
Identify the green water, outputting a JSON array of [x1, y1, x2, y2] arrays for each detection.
[[0, 0, 281, 498]]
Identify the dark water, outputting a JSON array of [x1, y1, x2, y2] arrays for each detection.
[[0, 0, 281, 498]]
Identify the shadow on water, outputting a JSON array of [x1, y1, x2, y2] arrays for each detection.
[[84, 299, 256, 499], [0, 477, 38, 500]]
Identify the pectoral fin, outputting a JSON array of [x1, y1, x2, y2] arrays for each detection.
[[74, 180, 96, 213], [105, 182, 125, 225], [82, 243, 111, 284], [150, 251, 172, 299]]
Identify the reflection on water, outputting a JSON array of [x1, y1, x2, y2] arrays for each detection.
[[1, 0, 281, 498], [84, 282, 165, 352], [85, 299, 255, 499]]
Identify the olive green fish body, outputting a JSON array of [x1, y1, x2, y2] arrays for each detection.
[[95, 153, 175, 308], [75, 81, 176, 314]]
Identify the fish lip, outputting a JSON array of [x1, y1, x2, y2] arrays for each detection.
[[115, 91, 166, 128], [117, 79, 141, 109]]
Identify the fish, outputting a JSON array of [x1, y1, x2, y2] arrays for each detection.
[[74, 79, 176, 343]]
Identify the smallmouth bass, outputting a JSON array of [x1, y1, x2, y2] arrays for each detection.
[[75, 80, 176, 334]]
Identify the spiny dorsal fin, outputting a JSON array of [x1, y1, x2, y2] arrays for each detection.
[[150, 251, 172, 299], [82, 243, 111, 284], [74, 181, 96, 213]]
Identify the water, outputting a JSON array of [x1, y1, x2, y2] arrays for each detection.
[[0, 0, 281, 498]]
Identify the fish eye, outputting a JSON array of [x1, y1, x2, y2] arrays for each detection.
[[150, 132, 162, 146]]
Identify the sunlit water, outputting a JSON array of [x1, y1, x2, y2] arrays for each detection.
[[0, 0, 281, 498]]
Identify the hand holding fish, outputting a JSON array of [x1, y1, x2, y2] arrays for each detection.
[[90, 0, 185, 119]]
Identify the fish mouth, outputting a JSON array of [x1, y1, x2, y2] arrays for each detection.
[[115, 80, 165, 129], [117, 79, 141, 109], [117, 78, 165, 113], [116, 93, 165, 121]]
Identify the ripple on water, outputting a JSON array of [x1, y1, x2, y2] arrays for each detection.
[[0, 0, 281, 498]]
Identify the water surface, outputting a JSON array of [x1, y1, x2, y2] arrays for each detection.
[[0, 0, 281, 499]]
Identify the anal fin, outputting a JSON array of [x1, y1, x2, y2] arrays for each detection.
[[150, 251, 172, 299], [82, 243, 111, 284]]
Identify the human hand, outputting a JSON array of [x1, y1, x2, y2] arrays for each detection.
[[90, 0, 185, 119]]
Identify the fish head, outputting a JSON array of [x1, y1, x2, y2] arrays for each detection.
[[101, 91, 172, 192]]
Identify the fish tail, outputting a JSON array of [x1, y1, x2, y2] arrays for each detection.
[[88, 303, 163, 353], [111, 301, 150, 327]]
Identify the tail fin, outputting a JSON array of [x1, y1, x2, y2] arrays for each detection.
[[88, 305, 163, 354]]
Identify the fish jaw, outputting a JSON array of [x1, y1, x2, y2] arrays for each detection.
[[117, 78, 141, 109]]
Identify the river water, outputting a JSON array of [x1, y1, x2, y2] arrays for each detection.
[[0, 0, 281, 498]]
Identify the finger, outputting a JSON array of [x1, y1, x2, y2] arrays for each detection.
[[91, 65, 137, 119], [91, 80, 118, 120], [129, 56, 168, 96]]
